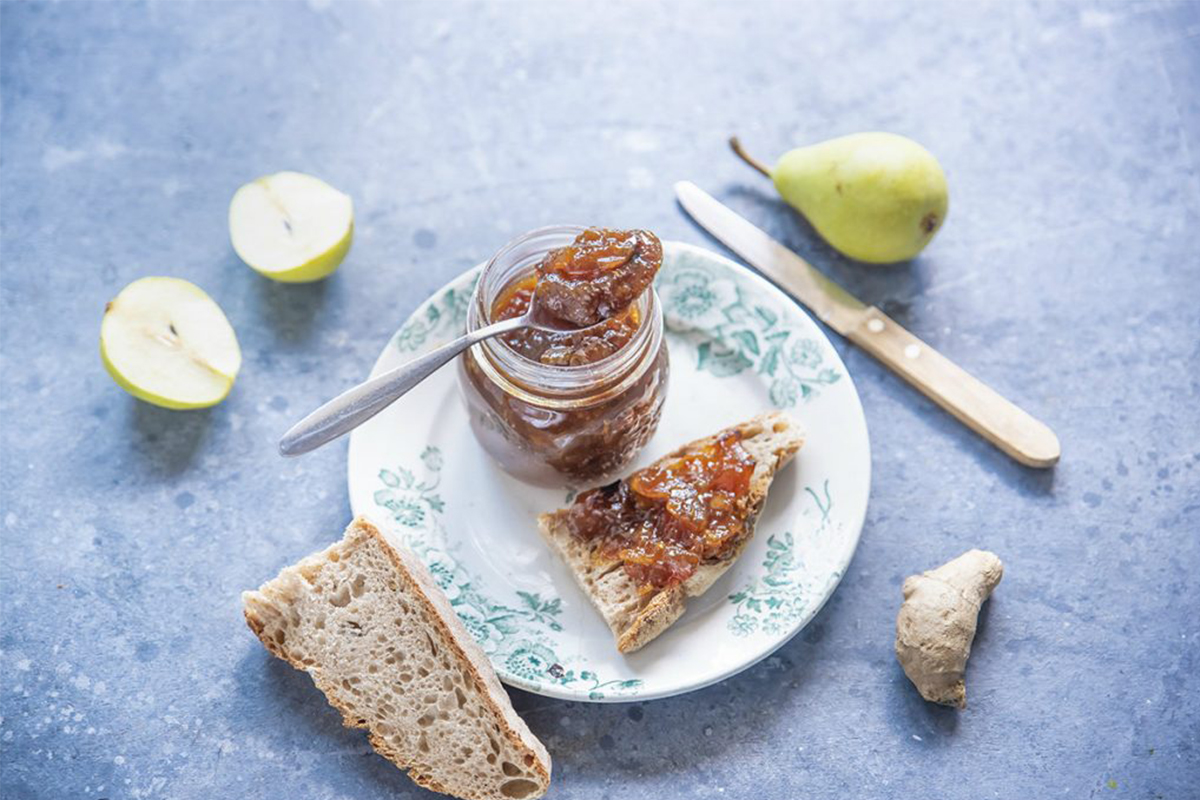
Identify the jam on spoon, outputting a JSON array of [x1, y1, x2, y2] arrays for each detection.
[[491, 228, 663, 366]]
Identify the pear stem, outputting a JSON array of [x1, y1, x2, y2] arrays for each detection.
[[729, 136, 772, 178]]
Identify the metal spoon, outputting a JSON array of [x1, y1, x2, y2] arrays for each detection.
[[278, 300, 585, 457]]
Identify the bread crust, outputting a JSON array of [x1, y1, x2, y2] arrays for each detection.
[[243, 517, 551, 800], [538, 411, 804, 653]]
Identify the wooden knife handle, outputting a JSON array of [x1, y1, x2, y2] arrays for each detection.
[[847, 308, 1060, 468]]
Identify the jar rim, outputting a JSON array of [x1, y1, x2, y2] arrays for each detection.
[[466, 225, 664, 398]]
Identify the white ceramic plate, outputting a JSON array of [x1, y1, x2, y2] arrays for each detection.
[[348, 241, 870, 702]]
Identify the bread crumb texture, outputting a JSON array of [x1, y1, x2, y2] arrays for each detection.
[[243, 518, 550, 800]]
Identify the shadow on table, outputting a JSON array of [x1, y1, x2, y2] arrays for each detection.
[[887, 674, 961, 742], [128, 401, 213, 475], [884, 595, 1002, 744], [253, 267, 331, 345], [234, 646, 447, 799], [888, 375, 1059, 497], [511, 589, 862, 784]]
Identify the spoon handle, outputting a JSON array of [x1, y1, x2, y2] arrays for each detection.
[[278, 316, 523, 457]]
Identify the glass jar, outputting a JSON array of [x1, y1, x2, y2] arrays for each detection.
[[458, 226, 670, 487]]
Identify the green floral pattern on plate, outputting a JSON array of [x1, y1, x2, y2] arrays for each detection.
[[656, 258, 842, 405], [374, 445, 643, 700], [727, 479, 841, 636], [727, 531, 808, 637], [394, 276, 479, 353]]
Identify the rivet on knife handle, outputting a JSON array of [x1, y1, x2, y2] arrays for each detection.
[[848, 309, 1060, 468]]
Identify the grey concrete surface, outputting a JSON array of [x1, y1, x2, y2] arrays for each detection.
[[2, 1, 1198, 798]]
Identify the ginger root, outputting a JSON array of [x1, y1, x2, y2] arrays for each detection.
[[895, 549, 1003, 708]]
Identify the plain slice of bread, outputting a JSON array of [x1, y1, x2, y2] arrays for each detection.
[[242, 517, 550, 800], [538, 411, 804, 654]]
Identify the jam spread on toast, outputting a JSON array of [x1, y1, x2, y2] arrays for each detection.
[[556, 430, 757, 591]]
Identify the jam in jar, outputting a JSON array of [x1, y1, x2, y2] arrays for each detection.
[[544, 429, 758, 593], [491, 275, 642, 366], [458, 226, 670, 487]]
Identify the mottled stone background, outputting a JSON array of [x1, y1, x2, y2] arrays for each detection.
[[2, 1, 1198, 798]]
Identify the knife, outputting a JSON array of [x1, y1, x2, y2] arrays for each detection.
[[674, 181, 1060, 468]]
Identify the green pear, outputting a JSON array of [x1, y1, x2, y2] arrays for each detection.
[[731, 133, 949, 264]]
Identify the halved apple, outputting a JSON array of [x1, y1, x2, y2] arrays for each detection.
[[229, 171, 354, 283], [100, 277, 241, 409]]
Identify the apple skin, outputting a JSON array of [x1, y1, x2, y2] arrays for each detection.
[[100, 339, 234, 410], [100, 277, 241, 410], [254, 218, 354, 284]]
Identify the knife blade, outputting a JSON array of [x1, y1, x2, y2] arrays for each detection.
[[674, 180, 1060, 469]]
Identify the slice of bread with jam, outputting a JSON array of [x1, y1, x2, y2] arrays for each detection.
[[538, 411, 804, 653]]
